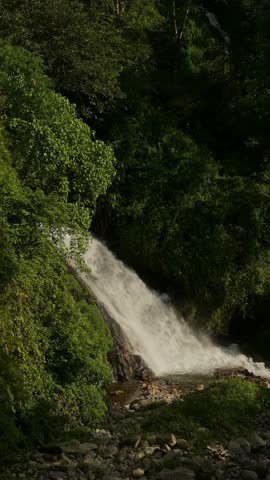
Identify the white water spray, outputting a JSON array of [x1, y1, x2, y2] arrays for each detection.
[[74, 237, 270, 379]]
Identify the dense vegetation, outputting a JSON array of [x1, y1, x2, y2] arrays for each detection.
[[0, 41, 114, 453], [0, 0, 270, 454], [122, 378, 270, 452]]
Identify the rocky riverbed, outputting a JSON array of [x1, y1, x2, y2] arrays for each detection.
[[1, 371, 270, 480], [2, 410, 270, 480], [110, 376, 207, 410], [110, 368, 270, 410]]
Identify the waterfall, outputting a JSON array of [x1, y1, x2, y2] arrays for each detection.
[[206, 11, 230, 44], [73, 236, 270, 379]]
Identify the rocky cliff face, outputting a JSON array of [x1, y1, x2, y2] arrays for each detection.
[[67, 263, 151, 381], [98, 302, 150, 382]]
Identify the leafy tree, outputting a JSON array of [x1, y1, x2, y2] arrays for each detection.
[[99, 99, 270, 331], [0, 0, 124, 117], [0, 41, 115, 235], [205, 0, 270, 166], [0, 0, 162, 120]]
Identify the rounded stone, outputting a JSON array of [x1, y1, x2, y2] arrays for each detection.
[[241, 470, 258, 480], [132, 467, 145, 478], [249, 433, 266, 450], [216, 469, 224, 480], [228, 438, 251, 456], [144, 446, 155, 455], [176, 439, 189, 450], [135, 451, 145, 461]]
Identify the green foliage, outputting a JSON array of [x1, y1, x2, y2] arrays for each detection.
[[0, 233, 112, 449], [0, 0, 162, 119], [141, 379, 269, 449], [0, 0, 123, 116], [0, 41, 115, 213], [0, 128, 22, 285], [106, 101, 270, 329], [182, 379, 262, 431], [94, 1, 270, 333], [122, 0, 164, 33], [0, 353, 25, 455], [0, 41, 115, 452]]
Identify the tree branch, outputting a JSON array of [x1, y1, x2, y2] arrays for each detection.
[[177, 0, 192, 44]]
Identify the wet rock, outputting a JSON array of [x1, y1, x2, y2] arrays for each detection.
[[140, 368, 153, 382], [215, 367, 253, 379], [228, 438, 251, 456], [100, 303, 138, 381]]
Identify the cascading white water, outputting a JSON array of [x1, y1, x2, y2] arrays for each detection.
[[74, 236, 270, 379]]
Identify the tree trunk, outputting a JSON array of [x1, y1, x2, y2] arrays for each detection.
[[177, 0, 192, 44], [116, 0, 124, 15], [172, 0, 178, 38]]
